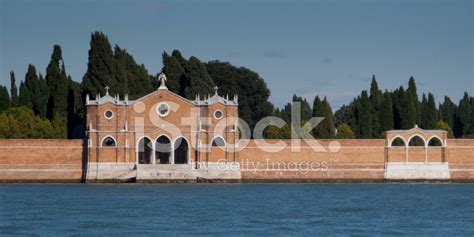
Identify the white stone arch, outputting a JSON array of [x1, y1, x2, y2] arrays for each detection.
[[173, 136, 191, 164], [136, 136, 154, 164], [407, 134, 427, 147], [427, 135, 444, 147], [155, 134, 173, 164], [100, 135, 117, 148], [211, 135, 227, 147], [389, 135, 407, 147]]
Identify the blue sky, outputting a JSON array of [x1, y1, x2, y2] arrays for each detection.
[[0, 0, 472, 109]]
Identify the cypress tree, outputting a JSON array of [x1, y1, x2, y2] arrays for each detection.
[[10, 71, 18, 106], [426, 93, 437, 129], [407, 77, 421, 127], [379, 91, 393, 133], [357, 91, 372, 138], [0, 86, 10, 112], [321, 97, 335, 138], [420, 94, 428, 128], [312, 96, 324, 138], [369, 75, 382, 137], [183, 56, 215, 98], [206, 60, 273, 133], [46, 45, 69, 119], [82, 31, 118, 98], [470, 97, 474, 135], [67, 79, 84, 138], [439, 96, 456, 129], [114, 46, 153, 98], [24, 65, 48, 117], [456, 92, 471, 137], [392, 86, 406, 129], [407, 77, 420, 125], [292, 95, 311, 122], [18, 81, 32, 108], [162, 51, 187, 95]]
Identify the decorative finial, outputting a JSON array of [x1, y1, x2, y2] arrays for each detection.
[[214, 86, 219, 95], [415, 124, 419, 128], [158, 73, 167, 90], [104, 85, 110, 95]]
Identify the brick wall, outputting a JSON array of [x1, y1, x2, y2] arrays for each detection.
[[0, 139, 85, 182], [236, 139, 386, 181]]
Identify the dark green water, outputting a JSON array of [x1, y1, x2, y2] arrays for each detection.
[[0, 184, 473, 236]]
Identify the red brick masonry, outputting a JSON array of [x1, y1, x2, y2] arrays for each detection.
[[0, 139, 473, 182]]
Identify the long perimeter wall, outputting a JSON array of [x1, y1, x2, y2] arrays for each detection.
[[0, 139, 473, 182]]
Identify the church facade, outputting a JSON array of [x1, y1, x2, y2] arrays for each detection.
[[84, 73, 242, 181]]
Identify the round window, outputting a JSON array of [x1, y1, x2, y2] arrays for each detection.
[[156, 103, 170, 117], [104, 110, 114, 119], [214, 110, 223, 119]]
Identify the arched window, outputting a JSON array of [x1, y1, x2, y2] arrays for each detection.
[[408, 135, 425, 147], [428, 137, 443, 146], [137, 137, 153, 164], [155, 136, 171, 164], [212, 136, 226, 147], [391, 137, 406, 147], [102, 136, 116, 147], [174, 137, 189, 164]]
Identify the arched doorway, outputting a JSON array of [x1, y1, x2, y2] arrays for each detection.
[[155, 136, 171, 164], [428, 137, 442, 146], [137, 137, 153, 164], [390, 137, 406, 147], [408, 135, 425, 147], [174, 137, 189, 164], [408, 135, 426, 163]]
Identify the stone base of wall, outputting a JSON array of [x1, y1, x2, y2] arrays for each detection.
[[85, 162, 242, 182], [385, 163, 450, 180], [0, 164, 83, 182]]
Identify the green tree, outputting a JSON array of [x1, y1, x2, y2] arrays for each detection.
[[312, 96, 324, 137], [10, 71, 18, 106], [114, 46, 153, 99], [162, 51, 187, 94], [183, 56, 215, 98], [0, 86, 10, 112], [426, 93, 437, 129], [357, 91, 372, 138], [292, 95, 311, 122], [52, 113, 67, 139], [45, 45, 68, 119], [336, 123, 355, 139], [436, 120, 454, 138], [82, 31, 118, 97], [470, 97, 474, 135], [455, 92, 471, 137], [379, 91, 393, 132], [439, 96, 456, 129], [420, 94, 428, 128], [369, 75, 382, 137], [406, 76, 420, 126], [0, 107, 54, 138], [18, 81, 32, 109], [320, 97, 335, 138], [206, 60, 273, 133]]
